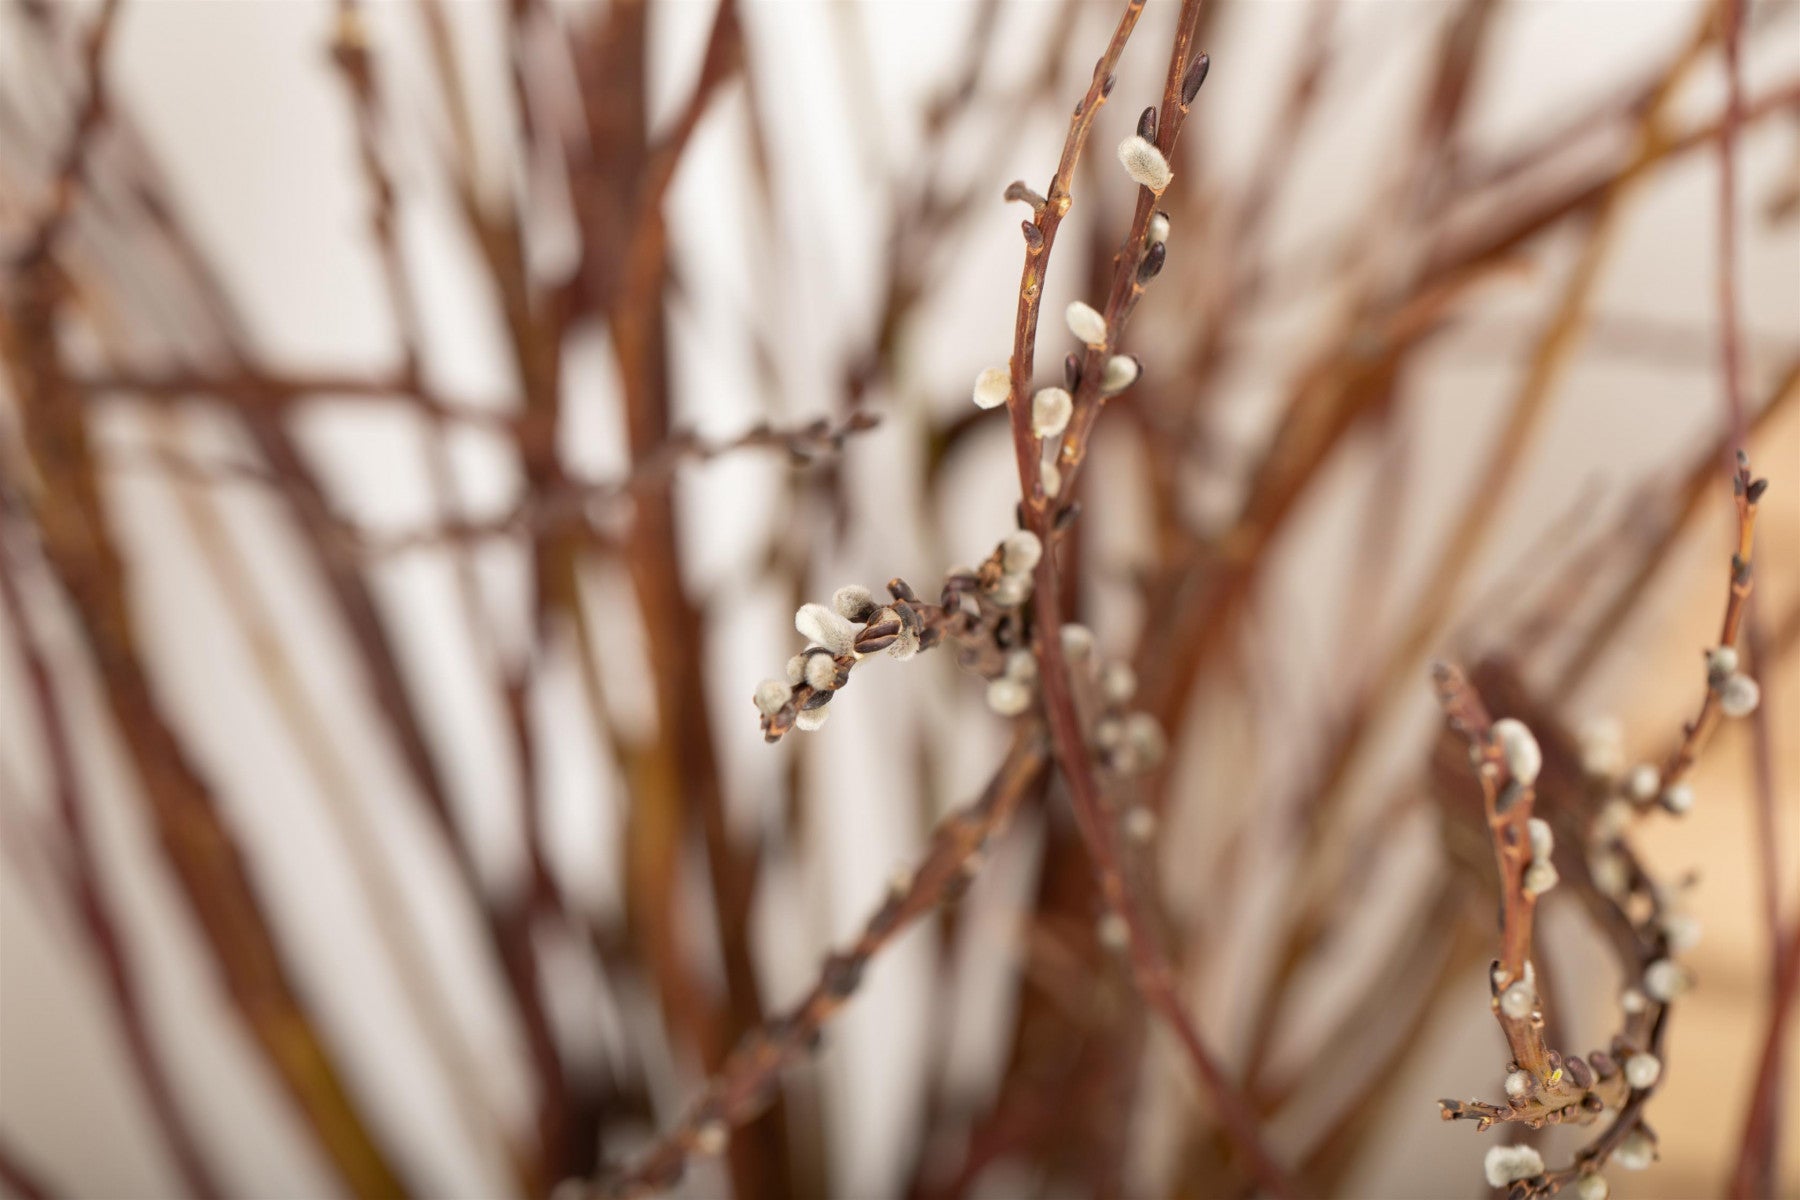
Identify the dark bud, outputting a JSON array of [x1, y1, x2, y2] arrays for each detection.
[[1004, 180, 1046, 208], [1747, 477, 1768, 504], [855, 633, 899, 654], [1181, 53, 1211, 105], [803, 689, 834, 710], [1736, 448, 1750, 469], [1137, 105, 1157, 142], [1101, 72, 1116, 97], [1138, 241, 1167, 282], [1496, 779, 1525, 814], [1022, 220, 1044, 250], [821, 951, 865, 998], [895, 599, 923, 633], [1581, 1093, 1605, 1112], [1064, 353, 1082, 390], [846, 410, 881, 432], [1588, 1051, 1618, 1079], [865, 894, 904, 940], [1054, 501, 1082, 533], [1565, 1054, 1592, 1089], [918, 625, 944, 651], [859, 618, 901, 643], [888, 578, 918, 603]]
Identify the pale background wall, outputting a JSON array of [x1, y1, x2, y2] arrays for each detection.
[[0, 1, 1796, 1198]]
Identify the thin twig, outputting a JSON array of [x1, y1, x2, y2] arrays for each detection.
[[593, 727, 1051, 1198], [995, 3, 1298, 1193]]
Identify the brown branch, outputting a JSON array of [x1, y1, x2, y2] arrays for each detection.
[[1729, 914, 1800, 1198], [988, 4, 1298, 1193], [2, 262, 411, 1200], [11, 0, 120, 269], [999, 0, 1144, 507], [0, 531, 224, 1200], [1711, 12, 1786, 1188], [1431, 456, 1766, 1196], [592, 726, 1052, 1198], [1655, 452, 1762, 790], [1553, 356, 1798, 692], [0, 1130, 61, 1200]]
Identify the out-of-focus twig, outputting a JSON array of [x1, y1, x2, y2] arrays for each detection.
[[592, 726, 1051, 1199]]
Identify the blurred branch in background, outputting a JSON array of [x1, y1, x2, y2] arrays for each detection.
[[0, 0, 1795, 1198]]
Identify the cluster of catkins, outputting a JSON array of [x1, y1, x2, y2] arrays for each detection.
[[1470, 632, 1764, 1198], [752, 531, 1058, 739], [752, 580, 941, 739], [969, 131, 1174, 494]]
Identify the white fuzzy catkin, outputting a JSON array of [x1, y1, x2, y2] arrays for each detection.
[[1123, 713, 1167, 769], [1613, 1129, 1655, 1171], [986, 677, 1033, 716], [1123, 806, 1157, 842], [1032, 387, 1073, 437], [1065, 300, 1108, 347], [1623, 1053, 1661, 1090], [1499, 981, 1535, 1020], [1643, 958, 1686, 1001], [1593, 799, 1633, 841], [796, 603, 857, 656], [1061, 623, 1095, 659], [754, 679, 792, 715], [1099, 354, 1140, 396], [1620, 986, 1648, 1014], [805, 654, 838, 691], [1096, 912, 1131, 951], [1484, 1144, 1545, 1188], [1002, 529, 1044, 574], [795, 706, 830, 732], [694, 1121, 729, 1157], [973, 366, 1011, 409], [1041, 459, 1063, 497], [1576, 1172, 1610, 1200], [1005, 650, 1039, 682], [1147, 211, 1170, 246], [1504, 1070, 1532, 1100], [1706, 644, 1739, 678], [1523, 860, 1559, 897], [1660, 782, 1695, 814], [1590, 850, 1629, 898], [1527, 817, 1554, 862], [1580, 716, 1626, 778], [832, 584, 876, 620], [1662, 912, 1702, 952], [1491, 718, 1542, 786], [1117, 134, 1173, 191], [1101, 663, 1138, 705], [1626, 763, 1661, 801], [1720, 672, 1761, 717], [887, 626, 920, 662], [990, 573, 1032, 608], [785, 655, 807, 685]]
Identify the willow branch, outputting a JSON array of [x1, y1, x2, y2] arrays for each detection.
[[592, 727, 1051, 1198]]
